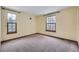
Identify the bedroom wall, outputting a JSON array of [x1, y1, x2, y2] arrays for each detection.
[[1, 9, 36, 41], [77, 7, 79, 44], [0, 7, 1, 41], [36, 7, 77, 41], [0, 7, 1, 51]]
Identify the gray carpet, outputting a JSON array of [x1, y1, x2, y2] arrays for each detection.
[[1, 34, 79, 52]]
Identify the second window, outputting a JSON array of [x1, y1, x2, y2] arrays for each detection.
[[46, 16, 56, 32]]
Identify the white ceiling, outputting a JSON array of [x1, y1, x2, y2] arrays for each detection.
[[5, 6, 70, 15]]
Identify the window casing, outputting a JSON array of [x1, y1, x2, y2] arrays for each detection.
[[7, 13, 17, 34], [46, 16, 56, 32]]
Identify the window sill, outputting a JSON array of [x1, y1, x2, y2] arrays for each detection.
[[7, 32, 17, 34], [46, 30, 56, 32]]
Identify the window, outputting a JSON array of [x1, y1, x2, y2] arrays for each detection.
[[7, 13, 17, 34], [46, 16, 56, 32]]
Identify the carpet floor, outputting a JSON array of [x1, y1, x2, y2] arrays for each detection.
[[1, 34, 79, 52]]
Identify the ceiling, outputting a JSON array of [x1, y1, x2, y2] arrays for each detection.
[[5, 6, 70, 15]]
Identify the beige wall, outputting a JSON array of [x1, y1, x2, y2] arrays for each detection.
[[0, 7, 1, 41], [0, 7, 1, 51], [36, 7, 77, 41], [1, 9, 36, 41], [77, 7, 79, 43]]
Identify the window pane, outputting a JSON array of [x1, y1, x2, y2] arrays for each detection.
[[8, 13, 16, 23], [47, 17, 50, 23], [52, 24, 56, 30], [8, 24, 13, 29], [50, 24, 53, 30], [8, 23, 16, 33], [47, 16, 56, 23], [12, 28, 16, 32], [12, 24, 16, 29], [47, 24, 56, 31], [47, 24, 51, 30], [8, 28, 13, 32]]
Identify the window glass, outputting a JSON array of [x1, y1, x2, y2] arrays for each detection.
[[7, 13, 17, 34], [46, 16, 56, 32]]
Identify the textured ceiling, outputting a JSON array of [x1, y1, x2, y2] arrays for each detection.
[[5, 6, 70, 15]]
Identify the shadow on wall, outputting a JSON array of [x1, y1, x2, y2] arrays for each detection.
[[0, 42, 1, 52]]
